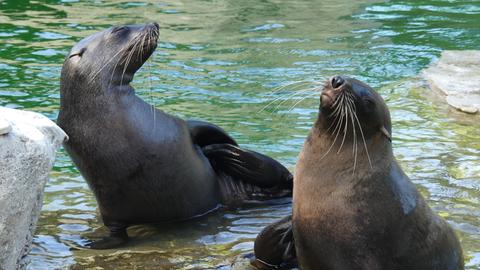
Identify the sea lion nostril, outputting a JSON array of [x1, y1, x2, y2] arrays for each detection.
[[331, 76, 345, 88]]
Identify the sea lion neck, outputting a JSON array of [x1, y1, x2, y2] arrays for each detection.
[[60, 72, 134, 107], [297, 124, 393, 187]]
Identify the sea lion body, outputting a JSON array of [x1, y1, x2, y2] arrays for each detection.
[[253, 76, 463, 270], [58, 23, 292, 248], [294, 140, 461, 270], [62, 93, 219, 224]]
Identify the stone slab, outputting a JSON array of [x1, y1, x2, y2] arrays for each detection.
[[423, 50, 480, 114]]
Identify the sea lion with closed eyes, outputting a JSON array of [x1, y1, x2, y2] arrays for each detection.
[[57, 23, 292, 249]]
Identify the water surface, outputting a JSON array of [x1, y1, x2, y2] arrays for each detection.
[[0, 0, 479, 269]]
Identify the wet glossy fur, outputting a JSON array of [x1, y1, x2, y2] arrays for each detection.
[[292, 76, 463, 270], [253, 76, 463, 270], [57, 23, 292, 249]]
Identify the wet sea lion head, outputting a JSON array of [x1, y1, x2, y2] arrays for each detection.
[[61, 23, 159, 89], [318, 75, 392, 143]]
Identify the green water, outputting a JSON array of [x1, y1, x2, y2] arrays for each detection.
[[0, 0, 479, 269]]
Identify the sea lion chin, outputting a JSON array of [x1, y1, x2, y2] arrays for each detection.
[[57, 23, 293, 249], [252, 75, 464, 270]]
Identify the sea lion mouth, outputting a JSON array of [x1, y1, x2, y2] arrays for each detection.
[[320, 75, 348, 112], [320, 91, 335, 107]]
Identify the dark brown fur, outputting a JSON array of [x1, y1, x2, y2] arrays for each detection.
[[252, 76, 463, 270], [292, 76, 463, 270]]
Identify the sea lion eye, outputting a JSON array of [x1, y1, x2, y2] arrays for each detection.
[[69, 47, 86, 59], [112, 26, 127, 34], [364, 98, 375, 108]]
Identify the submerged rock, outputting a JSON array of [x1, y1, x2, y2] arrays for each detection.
[[0, 107, 67, 270], [423, 50, 480, 114]]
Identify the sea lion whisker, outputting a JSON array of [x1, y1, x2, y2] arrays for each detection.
[[324, 111, 341, 139], [142, 41, 156, 131], [99, 34, 143, 85], [259, 80, 322, 113], [107, 55, 124, 89], [120, 35, 141, 86], [325, 90, 348, 132], [270, 89, 313, 112], [352, 108, 373, 169], [329, 91, 346, 119], [110, 33, 142, 87], [259, 88, 313, 113], [349, 93, 373, 168], [329, 89, 349, 119], [270, 81, 318, 95], [319, 102, 346, 160], [259, 90, 301, 113], [146, 30, 156, 130], [137, 33, 145, 60], [345, 99, 357, 174], [336, 98, 349, 154], [324, 105, 343, 134], [142, 30, 158, 132], [325, 92, 346, 134], [284, 92, 318, 115], [89, 49, 126, 84], [107, 35, 143, 88]]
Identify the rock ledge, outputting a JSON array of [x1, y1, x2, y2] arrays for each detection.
[[0, 107, 67, 270], [423, 50, 480, 114]]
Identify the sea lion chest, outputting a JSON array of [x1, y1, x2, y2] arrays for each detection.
[[59, 94, 219, 222], [292, 139, 404, 269]]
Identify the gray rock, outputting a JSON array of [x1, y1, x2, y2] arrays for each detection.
[[0, 107, 67, 270], [423, 50, 480, 114]]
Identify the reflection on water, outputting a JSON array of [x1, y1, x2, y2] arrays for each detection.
[[0, 0, 479, 269]]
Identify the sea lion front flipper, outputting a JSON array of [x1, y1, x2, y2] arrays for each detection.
[[87, 223, 129, 250], [87, 235, 129, 250], [201, 143, 293, 191], [187, 120, 238, 147], [252, 215, 297, 269]]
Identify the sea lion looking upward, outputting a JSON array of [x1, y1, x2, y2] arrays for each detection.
[[252, 76, 463, 270], [57, 23, 292, 249]]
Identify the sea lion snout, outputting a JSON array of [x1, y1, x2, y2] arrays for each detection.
[[320, 90, 336, 108], [331, 75, 345, 88], [320, 75, 347, 109], [140, 22, 159, 34]]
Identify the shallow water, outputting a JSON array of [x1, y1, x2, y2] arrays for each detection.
[[0, 0, 479, 269]]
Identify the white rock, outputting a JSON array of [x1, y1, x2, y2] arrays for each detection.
[[0, 107, 67, 270], [0, 117, 11, 135], [423, 50, 480, 114]]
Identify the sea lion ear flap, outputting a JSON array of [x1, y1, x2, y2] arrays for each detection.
[[380, 126, 392, 142], [69, 47, 86, 59]]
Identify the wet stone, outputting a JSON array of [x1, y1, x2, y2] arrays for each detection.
[[423, 50, 480, 114]]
